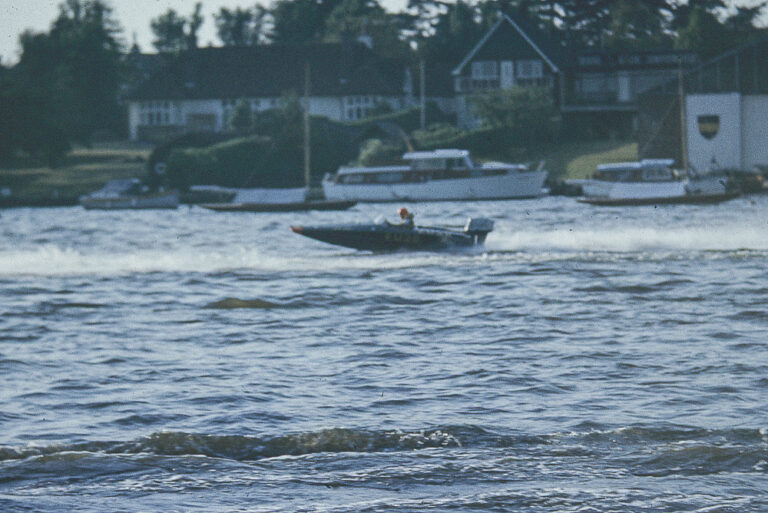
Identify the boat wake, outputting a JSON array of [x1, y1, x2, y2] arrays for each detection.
[[486, 224, 768, 254], [2, 223, 766, 277], [0, 244, 470, 276]]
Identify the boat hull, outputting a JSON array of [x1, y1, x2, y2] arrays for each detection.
[[200, 200, 356, 212], [80, 193, 179, 210], [576, 174, 737, 206], [291, 223, 487, 251], [578, 191, 740, 206], [322, 171, 547, 202]]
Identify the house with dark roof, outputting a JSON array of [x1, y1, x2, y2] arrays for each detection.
[[452, 13, 562, 129], [126, 41, 418, 142], [453, 12, 697, 137], [561, 49, 697, 138]]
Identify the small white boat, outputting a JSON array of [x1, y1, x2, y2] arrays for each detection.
[[322, 149, 547, 202], [80, 179, 179, 210], [571, 159, 738, 206], [199, 187, 355, 212]]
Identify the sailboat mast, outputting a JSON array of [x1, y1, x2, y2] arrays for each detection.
[[678, 58, 689, 173], [304, 62, 311, 192]]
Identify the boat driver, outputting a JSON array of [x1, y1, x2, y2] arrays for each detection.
[[398, 207, 414, 227]]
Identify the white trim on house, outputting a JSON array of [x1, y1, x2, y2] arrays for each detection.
[[452, 13, 559, 77]]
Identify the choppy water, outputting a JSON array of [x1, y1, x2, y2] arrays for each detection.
[[1, 196, 767, 512]]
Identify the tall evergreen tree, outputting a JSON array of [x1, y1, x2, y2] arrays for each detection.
[[215, 6, 268, 46], [418, 0, 483, 64], [150, 2, 203, 52], [324, 0, 409, 57], [269, 0, 343, 44], [601, 0, 673, 50], [7, 0, 124, 163]]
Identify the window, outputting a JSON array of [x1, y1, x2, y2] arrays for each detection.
[[578, 55, 601, 67], [471, 61, 498, 80], [516, 60, 543, 79]]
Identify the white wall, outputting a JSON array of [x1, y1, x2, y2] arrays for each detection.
[[128, 102, 141, 141], [180, 100, 223, 131], [310, 97, 343, 120], [742, 95, 768, 169], [686, 93, 742, 172]]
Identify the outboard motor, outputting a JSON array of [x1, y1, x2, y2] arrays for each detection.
[[464, 217, 494, 243]]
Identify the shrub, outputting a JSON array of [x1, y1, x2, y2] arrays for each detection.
[[357, 138, 405, 166]]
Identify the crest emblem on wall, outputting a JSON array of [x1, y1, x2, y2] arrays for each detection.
[[698, 115, 720, 140]]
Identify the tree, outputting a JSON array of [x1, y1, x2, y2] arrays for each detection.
[[670, 0, 726, 31], [215, 6, 268, 46], [724, 2, 768, 43], [324, 0, 409, 57], [228, 99, 253, 133], [150, 2, 203, 52], [50, 0, 124, 136], [7, 0, 124, 163], [418, 1, 484, 65], [674, 6, 730, 58], [270, 0, 343, 43], [470, 86, 560, 148], [601, 0, 672, 50]]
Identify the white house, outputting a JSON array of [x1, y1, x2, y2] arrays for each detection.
[[127, 42, 418, 142]]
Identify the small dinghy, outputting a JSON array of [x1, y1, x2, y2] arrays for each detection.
[[291, 208, 494, 251]]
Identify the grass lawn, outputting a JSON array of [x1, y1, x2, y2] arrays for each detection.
[[0, 141, 151, 206], [532, 140, 638, 181]]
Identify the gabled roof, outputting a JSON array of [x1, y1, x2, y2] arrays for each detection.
[[128, 42, 406, 101], [453, 12, 562, 76]]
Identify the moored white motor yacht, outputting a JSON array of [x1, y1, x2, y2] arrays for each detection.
[[570, 159, 738, 206], [322, 149, 547, 202]]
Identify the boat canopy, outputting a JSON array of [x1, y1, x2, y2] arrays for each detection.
[[402, 149, 470, 160], [596, 159, 675, 173], [595, 159, 677, 182]]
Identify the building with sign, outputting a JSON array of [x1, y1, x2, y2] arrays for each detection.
[[452, 12, 697, 136], [638, 37, 768, 172]]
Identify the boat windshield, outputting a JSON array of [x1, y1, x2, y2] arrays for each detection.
[[411, 158, 445, 171], [409, 157, 470, 171]]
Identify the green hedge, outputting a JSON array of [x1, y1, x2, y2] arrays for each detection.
[[413, 125, 528, 162], [166, 123, 362, 190]]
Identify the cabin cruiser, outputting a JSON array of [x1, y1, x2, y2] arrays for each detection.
[[571, 159, 738, 206], [322, 149, 547, 202], [80, 179, 179, 210], [290, 210, 494, 251]]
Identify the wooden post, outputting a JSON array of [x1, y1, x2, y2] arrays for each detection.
[[678, 59, 689, 173], [419, 58, 426, 130], [304, 62, 311, 193]]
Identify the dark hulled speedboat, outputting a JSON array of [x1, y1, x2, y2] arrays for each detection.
[[290, 217, 494, 251]]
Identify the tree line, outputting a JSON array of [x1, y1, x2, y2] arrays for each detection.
[[1, 0, 766, 165]]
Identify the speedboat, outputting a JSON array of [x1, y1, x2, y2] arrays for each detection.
[[570, 159, 739, 206], [322, 149, 547, 202], [80, 179, 178, 210], [290, 216, 494, 251]]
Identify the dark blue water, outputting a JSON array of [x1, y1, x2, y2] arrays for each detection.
[[1, 197, 767, 512]]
